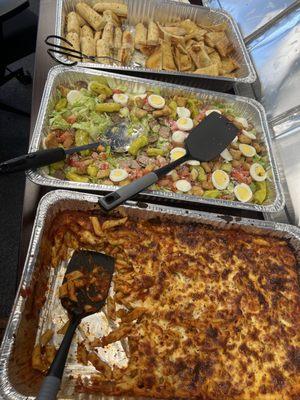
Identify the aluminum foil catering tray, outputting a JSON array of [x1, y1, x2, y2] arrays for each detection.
[[0, 189, 299, 399], [54, 0, 256, 91], [27, 65, 284, 213]]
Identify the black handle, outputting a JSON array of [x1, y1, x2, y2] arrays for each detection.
[[99, 172, 158, 211], [153, 154, 189, 178], [36, 317, 80, 400], [36, 376, 61, 400], [0, 148, 66, 174], [47, 317, 80, 379], [98, 154, 189, 211]]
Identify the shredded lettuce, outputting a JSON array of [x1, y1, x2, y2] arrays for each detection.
[[72, 112, 111, 140], [253, 155, 268, 169], [119, 107, 129, 118], [49, 112, 70, 130], [106, 77, 129, 93]]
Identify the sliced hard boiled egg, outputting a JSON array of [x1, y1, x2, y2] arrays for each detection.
[[242, 129, 256, 140], [172, 130, 187, 143], [205, 109, 222, 116], [212, 170, 229, 190], [67, 90, 82, 105], [113, 93, 129, 106], [177, 107, 191, 118], [175, 179, 192, 192], [220, 148, 233, 161], [234, 183, 252, 203], [239, 143, 256, 157], [250, 163, 267, 181], [148, 94, 165, 109], [109, 168, 128, 182], [177, 117, 193, 131], [170, 147, 187, 161], [187, 160, 200, 166], [235, 117, 249, 129]]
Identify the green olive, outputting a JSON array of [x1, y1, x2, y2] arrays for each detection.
[[55, 98, 67, 112], [87, 165, 98, 177], [128, 135, 148, 156], [65, 171, 89, 183], [253, 181, 267, 204], [203, 189, 220, 199], [89, 81, 112, 96], [147, 148, 165, 157], [197, 166, 207, 182]]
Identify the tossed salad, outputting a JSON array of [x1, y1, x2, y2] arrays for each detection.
[[44, 78, 271, 204]]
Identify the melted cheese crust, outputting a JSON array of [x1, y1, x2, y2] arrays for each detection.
[[49, 211, 300, 399]]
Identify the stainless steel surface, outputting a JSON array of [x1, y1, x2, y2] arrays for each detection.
[[248, 7, 300, 122], [27, 65, 284, 213], [272, 116, 300, 225], [55, 0, 256, 88], [1, 189, 300, 399], [202, 0, 298, 39]]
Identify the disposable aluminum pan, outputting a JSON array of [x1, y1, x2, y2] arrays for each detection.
[[27, 65, 284, 213], [54, 0, 256, 91], [0, 189, 299, 399]]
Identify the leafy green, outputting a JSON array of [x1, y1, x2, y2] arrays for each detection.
[[106, 77, 129, 92], [253, 155, 268, 169], [73, 112, 111, 141], [49, 112, 70, 130]]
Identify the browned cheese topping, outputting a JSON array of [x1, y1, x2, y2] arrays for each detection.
[[47, 210, 300, 399]]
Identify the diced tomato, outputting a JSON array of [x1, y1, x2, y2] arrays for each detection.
[[231, 168, 251, 184], [100, 153, 108, 160], [170, 121, 178, 131], [66, 114, 77, 124], [158, 178, 171, 187], [113, 89, 123, 94], [58, 131, 74, 148], [179, 166, 190, 179], [99, 162, 109, 170], [195, 112, 206, 122], [68, 153, 79, 166]]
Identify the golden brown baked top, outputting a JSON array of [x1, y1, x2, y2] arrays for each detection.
[[46, 211, 300, 400]]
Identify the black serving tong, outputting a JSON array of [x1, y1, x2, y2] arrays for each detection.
[[99, 112, 239, 211], [45, 35, 129, 66], [0, 122, 137, 174], [37, 250, 115, 400]]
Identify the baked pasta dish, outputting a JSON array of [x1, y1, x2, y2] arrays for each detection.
[[32, 210, 300, 399]]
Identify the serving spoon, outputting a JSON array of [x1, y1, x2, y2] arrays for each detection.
[[0, 122, 137, 174]]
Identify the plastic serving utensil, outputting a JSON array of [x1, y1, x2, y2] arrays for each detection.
[[99, 112, 239, 211], [0, 122, 134, 174], [36, 250, 115, 400]]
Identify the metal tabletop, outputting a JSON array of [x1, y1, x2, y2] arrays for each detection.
[[19, 0, 299, 277]]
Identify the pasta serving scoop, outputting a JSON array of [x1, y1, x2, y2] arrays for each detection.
[[37, 250, 115, 400], [99, 112, 239, 211]]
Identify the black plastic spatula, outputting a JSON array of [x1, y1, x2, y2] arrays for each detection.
[[37, 250, 115, 400], [99, 112, 239, 211]]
